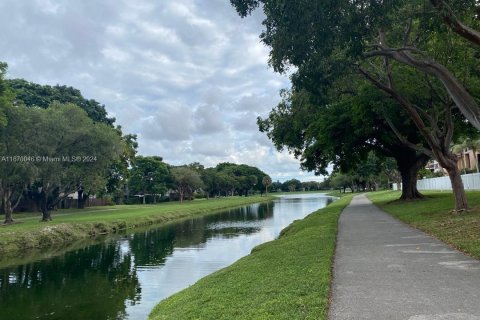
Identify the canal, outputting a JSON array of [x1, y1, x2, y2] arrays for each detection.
[[0, 193, 334, 320]]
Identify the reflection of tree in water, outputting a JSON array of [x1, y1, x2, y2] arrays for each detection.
[[129, 201, 275, 263], [0, 201, 275, 320], [128, 227, 176, 266], [0, 241, 139, 320], [171, 201, 274, 247], [206, 202, 274, 223]]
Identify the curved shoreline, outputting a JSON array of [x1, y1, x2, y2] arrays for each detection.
[[149, 194, 354, 320]]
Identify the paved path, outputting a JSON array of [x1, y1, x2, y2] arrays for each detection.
[[329, 194, 480, 320]]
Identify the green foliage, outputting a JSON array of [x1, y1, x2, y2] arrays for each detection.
[[233, 0, 480, 208], [262, 175, 272, 193], [0, 102, 124, 220], [418, 168, 445, 178], [149, 195, 354, 320], [215, 162, 269, 196], [329, 153, 399, 192], [171, 166, 204, 202], [0, 103, 41, 220], [105, 133, 138, 201], [330, 173, 354, 193], [281, 178, 302, 192], [258, 77, 427, 178], [40, 103, 123, 212], [300, 181, 320, 191], [128, 156, 169, 202], [7, 78, 115, 125]]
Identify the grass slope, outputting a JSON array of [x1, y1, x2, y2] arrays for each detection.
[[368, 190, 480, 259], [0, 196, 274, 256], [149, 194, 354, 320]]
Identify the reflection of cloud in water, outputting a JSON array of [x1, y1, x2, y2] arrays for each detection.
[[124, 194, 335, 319]]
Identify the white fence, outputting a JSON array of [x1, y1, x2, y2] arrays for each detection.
[[417, 173, 480, 190], [395, 173, 480, 191]]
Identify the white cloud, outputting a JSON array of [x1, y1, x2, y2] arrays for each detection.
[[0, 0, 325, 182]]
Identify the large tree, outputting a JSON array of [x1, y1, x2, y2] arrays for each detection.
[[128, 156, 169, 204], [105, 133, 138, 204], [262, 175, 272, 194], [7, 76, 135, 208], [232, 0, 480, 130], [170, 167, 204, 203], [231, 0, 479, 210], [215, 163, 269, 196], [31, 103, 123, 221], [0, 105, 41, 223], [259, 80, 431, 200]]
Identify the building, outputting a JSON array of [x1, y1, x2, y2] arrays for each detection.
[[426, 148, 479, 174]]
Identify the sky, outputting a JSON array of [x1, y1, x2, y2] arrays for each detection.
[[0, 0, 325, 183]]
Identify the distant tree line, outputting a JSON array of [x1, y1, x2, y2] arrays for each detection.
[[126, 159, 271, 204]]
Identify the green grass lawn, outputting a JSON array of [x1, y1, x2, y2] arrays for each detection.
[[0, 196, 274, 256], [149, 194, 354, 320], [368, 190, 480, 259]]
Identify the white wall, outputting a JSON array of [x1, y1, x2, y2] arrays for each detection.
[[416, 173, 480, 191]]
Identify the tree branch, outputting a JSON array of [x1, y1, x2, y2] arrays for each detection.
[[364, 45, 480, 130], [357, 66, 437, 150], [384, 113, 433, 157], [403, 17, 414, 47], [444, 103, 455, 151], [430, 0, 480, 46]]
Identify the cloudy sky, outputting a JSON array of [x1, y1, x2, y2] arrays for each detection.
[[0, 0, 324, 182]]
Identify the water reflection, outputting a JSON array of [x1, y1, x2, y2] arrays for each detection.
[[0, 242, 140, 320], [0, 195, 333, 320]]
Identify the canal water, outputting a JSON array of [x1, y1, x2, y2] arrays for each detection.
[[0, 193, 334, 320]]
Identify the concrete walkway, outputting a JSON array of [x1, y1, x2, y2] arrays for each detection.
[[329, 194, 480, 320]]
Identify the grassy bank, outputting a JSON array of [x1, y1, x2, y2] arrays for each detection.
[[0, 196, 274, 257], [368, 191, 480, 259], [149, 194, 354, 320]]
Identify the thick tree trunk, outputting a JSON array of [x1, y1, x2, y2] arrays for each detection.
[[77, 189, 87, 209], [434, 151, 469, 211], [41, 207, 52, 221], [446, 165, 468, 211], [39, 190, 52, 221], [399, 166, 423, 200], [361, 50, 467, 210], [396, 152, 429, 200]]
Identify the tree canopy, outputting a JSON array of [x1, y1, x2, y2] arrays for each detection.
[[7, 78, 115, 125], [231, 0, 480, 210], [128, 156, 169, 204]]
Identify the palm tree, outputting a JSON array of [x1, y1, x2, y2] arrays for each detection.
[[262, 176, 272, 195]]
